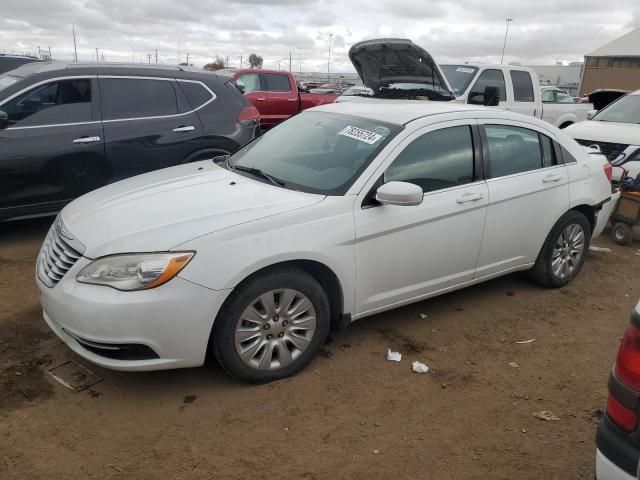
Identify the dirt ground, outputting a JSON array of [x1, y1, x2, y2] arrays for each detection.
[[1, 218, 638, 480]]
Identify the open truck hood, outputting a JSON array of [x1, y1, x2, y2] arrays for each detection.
[[348, 38, 453, 100]]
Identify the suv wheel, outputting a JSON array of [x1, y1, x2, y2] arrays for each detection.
[[211, 267, 330, 383], [530, 210, 591, 288]]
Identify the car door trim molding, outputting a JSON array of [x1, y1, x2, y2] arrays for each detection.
[[98, 76, 216, 124], [1, 75, 99, 131]]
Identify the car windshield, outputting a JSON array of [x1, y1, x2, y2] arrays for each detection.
[[440, 65, 479, 96], [594, 95, 640, 124], [229, 111, 401, 195], [0, 74, 19, 92]]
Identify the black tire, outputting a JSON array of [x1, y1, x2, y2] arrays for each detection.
[[612, 222, 633, 245], [529, 210, 591, 288], [210, 267, 330, 383]]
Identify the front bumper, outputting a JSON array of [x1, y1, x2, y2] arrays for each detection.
[[593, 192, 620, 238], [37, 257, 230, 371]]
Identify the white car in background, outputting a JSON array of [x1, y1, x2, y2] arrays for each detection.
[[565, 90, 640, 179], [441, 63, 594, 128], [37, 101, 613, 383]]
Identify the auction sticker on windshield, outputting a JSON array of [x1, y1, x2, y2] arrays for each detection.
[[339, 126, 383, 145]]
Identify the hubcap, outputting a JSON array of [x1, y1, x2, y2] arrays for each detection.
[[234, 289, 317, 371], [552, 223, 585, 279]]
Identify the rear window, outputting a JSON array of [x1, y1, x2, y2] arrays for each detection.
[[262, 74, 291, 92], [510, 71, 535, 102], [178, 81, 213, 110], [101, 78, 178, 120]]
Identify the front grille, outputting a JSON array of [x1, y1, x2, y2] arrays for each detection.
[[576, 139, 630, 161], [37, 221, 82, 287], [63, 330, 160, 360]]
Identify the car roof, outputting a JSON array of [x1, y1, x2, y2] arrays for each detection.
[[5, 61, 226, 82], [311, 100, 495, 125]]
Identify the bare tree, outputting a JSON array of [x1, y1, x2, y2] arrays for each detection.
[[248, 53, 263, 69], [203, 56, 226, 71]]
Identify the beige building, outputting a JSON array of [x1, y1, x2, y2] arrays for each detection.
[[579, 27, 640, 95]]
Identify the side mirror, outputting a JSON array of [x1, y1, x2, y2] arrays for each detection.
[[0, 110, 8, 130], [483, 86, 500, 106], [235, 84, 245, 94], [376, 181, 423, 206], [587, 109, 598, 120]]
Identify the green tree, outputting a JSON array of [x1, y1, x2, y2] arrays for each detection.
[[203, 56, 225, 71], [248, 53, 263, 69]]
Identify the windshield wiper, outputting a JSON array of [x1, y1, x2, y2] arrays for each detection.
[[231, 164, 285, 187]]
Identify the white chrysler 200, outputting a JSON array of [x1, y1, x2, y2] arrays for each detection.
[[37, 102, 614, 382]]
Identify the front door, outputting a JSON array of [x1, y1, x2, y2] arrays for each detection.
[[354, 121, 488, 316], [474, 121, 570, 278], [98, 76, 203, 181], [0, 76, 105, 217], [508, 70, 538, 117]]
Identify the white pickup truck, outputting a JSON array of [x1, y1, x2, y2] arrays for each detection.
[[441, 64, 593, 128]]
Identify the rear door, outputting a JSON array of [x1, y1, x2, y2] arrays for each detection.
[[474, 120, 570, 278], [509, 70, 538, 117], [259, 73, 299, 126], [0, 76, 105, 216], [99, 76, 203, 181]]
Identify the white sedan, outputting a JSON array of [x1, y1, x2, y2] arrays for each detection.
[[37, 101, 614, 382]]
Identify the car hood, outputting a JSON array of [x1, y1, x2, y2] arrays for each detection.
[[565, 120, 640, 145], [61, 161, 325, 258], [348, 38, 452, 96]]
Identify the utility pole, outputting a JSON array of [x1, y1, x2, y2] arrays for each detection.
[[38, 46, 42, 59], [239, 52, 243, 68], [185, 52, 190, 65], [147, 53, 152, 64], [48, 46, 52, 60], [95, 48, 99, 62], [299, 48, 302, 73], [289, 51, 292, 72], [327, 33, 333, 83], [72, 26, 78, 62], [155, 49, 158, 64], [500, 18, 513, 64]]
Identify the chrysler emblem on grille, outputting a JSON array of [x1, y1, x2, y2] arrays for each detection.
[[56, 217, 74, 240]]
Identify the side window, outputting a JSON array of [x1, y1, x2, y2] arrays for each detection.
[[541, 90, 555, 103], [468, 69, 506, 104], [177, 81, 213, 110], [555, 91, 574, 103], [385, 126, 475, 193], [485, 125, 542, 177], [510, 71, 535, 102], [262, 74, 292, 92], [101, 78, 177, 120], [2, 78, 92, 127], [540, 134, 558, 167], [236, 74, 261, 94]]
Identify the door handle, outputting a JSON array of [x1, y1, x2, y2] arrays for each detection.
[[542, 174, 562, 183], [172, 125, 195, 133], [72, 136, 100, 144], [287, 98, 297, 102], [256, 97, 266, 101], [456, 192, 483, 204]]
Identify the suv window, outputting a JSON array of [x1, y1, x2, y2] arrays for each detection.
[[510, 71, 535, 102], [101, 78, 178, 120], [262, 73, 292, 92], [236, 73, 261, 94], [2, 78, 92, 127], [485, 125, 544, 177], [177, 81, 213, 110], [468, 69, 506, 104], [385, 126, 475, 193]]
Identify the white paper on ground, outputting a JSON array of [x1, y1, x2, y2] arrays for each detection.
[[412, 361, 429, 374], [386, 349, 402, 362]]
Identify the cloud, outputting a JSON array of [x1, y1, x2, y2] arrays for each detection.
[[0, 0, 638, 71]]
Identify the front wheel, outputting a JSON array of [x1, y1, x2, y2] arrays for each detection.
[[210, 267, 330, 383], [529, 211, 591, 288]]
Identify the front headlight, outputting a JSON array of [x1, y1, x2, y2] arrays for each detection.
[[76, 252, 194, 291]]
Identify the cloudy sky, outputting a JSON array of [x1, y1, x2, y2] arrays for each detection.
[[1, 0, 639, 72]]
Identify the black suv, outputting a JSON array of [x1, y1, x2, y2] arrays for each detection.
[[0, 62, 259, 221], [0, 54, 41, 75]]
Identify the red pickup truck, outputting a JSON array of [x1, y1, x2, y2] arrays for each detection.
[[224, 69, 337, 128]]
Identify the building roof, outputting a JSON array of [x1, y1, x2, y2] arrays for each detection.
[[588, 27, 640, 57]]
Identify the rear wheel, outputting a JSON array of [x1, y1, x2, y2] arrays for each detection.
[[612, 222, 633, 245], [530, 211, 591, 288], [211, 267, 330, 383]]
